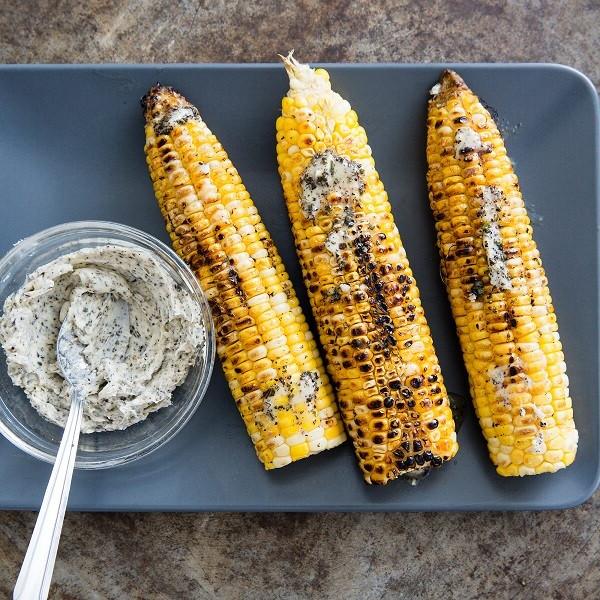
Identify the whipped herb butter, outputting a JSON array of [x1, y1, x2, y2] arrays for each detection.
[[0, 245, 205, 433]]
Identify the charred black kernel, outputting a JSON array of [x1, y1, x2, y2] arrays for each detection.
[[431, 386, 441, 395], [390, 380, 401, 390], [393, 448, 405, 458], [374, 421, 384, 430], [415, 454, 425, 466], [404, 340, 413, 348], [407, 304, 416, 312], [432, 456, 443, 467], [395, 400, 405, 409], [453, 116, 468, 124], [401, 388, 413, 398], [428, 374, 438, 383], [364, 463, 373, 472], [390, 419, 400, 429], [407, 400, 416, 408], [427, 419, 439, 430], [423, 450, 433, 462], [410, 377, 423, 389], [510, 318, 517, 328], [387, 430, 398, 439], [404, 456, 415, 467], [351, 325, 367, 336], [368, 399, 382, 409], [373, 434, 384, 444], [342, 360, 353, 369], [413, 440, 423, 452], [358, 451, 369, 459], [434, 120, 443, 128], [375, 465, 384, 474], [383, 396, 394, 408], [357, 429, 364, 438], [401, 441, 410, 452], [359, 363, 373, 373]]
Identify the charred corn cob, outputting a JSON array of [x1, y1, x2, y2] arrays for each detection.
[[426, 70, 578, 476], [276, 54, 458, 484], [142, 85, 346, 469]]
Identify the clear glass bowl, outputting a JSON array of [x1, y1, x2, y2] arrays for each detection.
[[0, 221, 215, 469]]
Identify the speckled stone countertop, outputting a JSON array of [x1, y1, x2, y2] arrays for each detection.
[[0, 2, 599, 599]]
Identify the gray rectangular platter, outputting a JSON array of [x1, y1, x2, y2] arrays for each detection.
[[0, 63, 598, 511]]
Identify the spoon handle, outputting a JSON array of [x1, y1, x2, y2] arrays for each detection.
[[13, 388, 85, 600]]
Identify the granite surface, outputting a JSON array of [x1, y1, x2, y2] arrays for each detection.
[[1, 1, 599, 598]]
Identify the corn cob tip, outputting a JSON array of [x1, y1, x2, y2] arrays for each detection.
[[278, 50, 299, 76], [142, 83, 171, 112], [141, 84, 200, 135], [140, 83, 161, 109], [429, 69, 468, 103], [440, 69, 466, 88], [278, 51, 331, 89]]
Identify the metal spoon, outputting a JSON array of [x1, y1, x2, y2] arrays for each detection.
[[14, 299, 129, 600]]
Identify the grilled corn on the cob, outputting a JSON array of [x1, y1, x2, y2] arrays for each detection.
[[143, 85, 346, 469], [276, 54, 458, 484], [426, 70, 578, 476]]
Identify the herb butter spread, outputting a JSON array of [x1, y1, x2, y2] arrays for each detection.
[[481, 186, 512, 291], [300, 150, 365, 219], [454, 126, 491, 159], [0, 245, 205, 433]]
